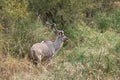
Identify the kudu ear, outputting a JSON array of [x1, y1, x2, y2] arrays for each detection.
[[57, 30, 64, 37], [58, 32, 63, 36]]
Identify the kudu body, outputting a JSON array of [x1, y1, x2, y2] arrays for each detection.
[[30, 23, 68, 65]]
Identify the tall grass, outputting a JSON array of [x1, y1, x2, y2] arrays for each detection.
[[0, 21, 120, 80], [0, 5, 120, 80], [0, 16, 54, 58], [44, 24, 120, 80], [93, 9, 120, 33]]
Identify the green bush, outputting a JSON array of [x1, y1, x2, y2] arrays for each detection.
[[114, 41, 120, 54], [94, 9, 120, 33], [1, 17, 51, 58]]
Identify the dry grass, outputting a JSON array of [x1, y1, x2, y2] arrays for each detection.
[[0, 50, 120, 80], [0, 26, 120, 80], [0, 21, 120, 80], [0, 1, 120, 79], [0, 54, 41, 80]]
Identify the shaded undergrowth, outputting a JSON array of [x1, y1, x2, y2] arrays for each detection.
[[0, 23, 120, 80]]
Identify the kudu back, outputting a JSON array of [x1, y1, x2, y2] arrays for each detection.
[[30, 23, 68, 65]]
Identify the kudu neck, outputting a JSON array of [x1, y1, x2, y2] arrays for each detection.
[[53, 36, 63, 52]]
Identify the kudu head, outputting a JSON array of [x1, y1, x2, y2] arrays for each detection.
[[46, 21, 68, 42], [56, 30, 68, 42]]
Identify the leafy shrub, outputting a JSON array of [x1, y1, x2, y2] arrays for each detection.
[[114, 41, 120, 53], [94, 9, 120, 33]]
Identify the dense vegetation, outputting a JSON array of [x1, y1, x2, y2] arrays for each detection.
[[0, 0, 120, 80]]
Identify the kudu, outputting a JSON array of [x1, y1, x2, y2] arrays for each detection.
[[30, 22, 68, 66]]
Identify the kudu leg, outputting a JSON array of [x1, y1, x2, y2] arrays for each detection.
[[37, 55, 48, 72], [45, 57, 53, 68]]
